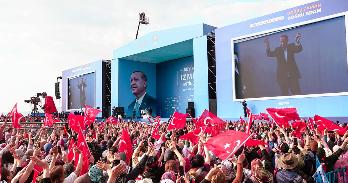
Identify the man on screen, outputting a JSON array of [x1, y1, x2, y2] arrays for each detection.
[[78, 78, 87, 108], [127, 71, 157, 118], [264, 33, 303, 96]]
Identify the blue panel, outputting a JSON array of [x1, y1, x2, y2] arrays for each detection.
[[215, 0, 348, 118], [115, 24, 216, 59], [193, 36, 209, 116], [156, 57, 194, 117]]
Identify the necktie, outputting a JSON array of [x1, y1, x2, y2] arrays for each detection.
[[134, 100, 140, 117]]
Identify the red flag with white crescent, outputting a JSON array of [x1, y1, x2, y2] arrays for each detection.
[[106, 116, 118, 124], [205, 130, 251, 160], [266, 108, 300, 128], [83, 105, 101, 127], [246, 113, 253, 134], [167, 111, 188, 130], [314, 115, 346, 135], [43, 113, 59, 127], [151, 116, 161, 140], [77, 133, 91, 175], [8, 103, 23, 129], [68, 113, 84, 134], [195, 110, 225, 136], [119, 128, 133, 163]]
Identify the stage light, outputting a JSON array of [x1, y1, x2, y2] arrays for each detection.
[[136, 12, 149, 39]]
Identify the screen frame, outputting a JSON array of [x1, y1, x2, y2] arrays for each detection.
[[231, 12, 348, 101], [67, 71, 96, 111]]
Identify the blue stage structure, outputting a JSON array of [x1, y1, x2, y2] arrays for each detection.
[[215, 0, 348, 121], [112, 24, 215, 118]]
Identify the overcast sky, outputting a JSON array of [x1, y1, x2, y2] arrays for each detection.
[[0, 0, 317, 114]]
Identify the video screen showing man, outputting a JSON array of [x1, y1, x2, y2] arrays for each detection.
[[78, 78, 87, 107], [264, 33, 303, 96], [127, 71, 157, 118]]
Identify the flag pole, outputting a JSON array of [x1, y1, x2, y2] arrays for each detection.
[[222, 133, 254, 163]]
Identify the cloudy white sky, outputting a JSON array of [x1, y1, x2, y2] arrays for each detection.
[[0, 0, 317, 114]]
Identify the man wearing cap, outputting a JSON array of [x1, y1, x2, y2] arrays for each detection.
[[276, 153, 304, 183]]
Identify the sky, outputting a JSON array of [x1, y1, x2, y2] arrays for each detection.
[[0, 0, 317, 114]]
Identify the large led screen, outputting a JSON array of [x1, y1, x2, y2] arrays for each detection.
[[234, 16, 348, 99], [68, 72, 96, 109]]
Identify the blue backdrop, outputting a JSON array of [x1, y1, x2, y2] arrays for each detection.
[[156, 56, 194, 117]]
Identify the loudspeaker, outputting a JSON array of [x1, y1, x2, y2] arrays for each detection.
[[55, 82, 61, 99], [188, 102, 194, 109], [186, 108, 195, 118]]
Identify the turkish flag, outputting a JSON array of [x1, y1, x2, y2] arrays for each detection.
[[246, 113, 254, 134], [8, 103, 23, 129], [119, 129, 133, 163], [151, 117, 161, 140], [83, 105, 101, 127], [77, 133, 91, 175], [205, 130, 251, 160], [266, 108, 300, 128], [314, 115, 346, 135], [245, 139, 266, 147], [307, 118, 315, 130], [179, 127, 202, 144], [43, 113, 59, 127], [44, 96, 57, 114], [32, 165, 43, 183], [106, 116, 118, 124], [67, 139, 76, 162], [291, 120, 307, 138], [240, 117, 246, 125], [253, 114, 262, 120], [195, 110, 225, 136], [68, 113, 84, 134], [167, 112, 188, 130], [260, 113, 270, 121]]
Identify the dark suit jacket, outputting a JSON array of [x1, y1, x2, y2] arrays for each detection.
[[266, 43, 303, 82], [127, 93, 157, 118]]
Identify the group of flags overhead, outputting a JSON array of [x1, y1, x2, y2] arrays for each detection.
[[165, 107, 347, 161], [5, 103, 347, 163], [165, 110, 264, 160]]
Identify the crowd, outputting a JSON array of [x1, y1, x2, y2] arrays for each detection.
[[0, 111, 347, 183]]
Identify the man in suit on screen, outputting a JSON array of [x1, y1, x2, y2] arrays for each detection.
[[127, 71, 157, 118], [265, 33, 303, 96], [78, 78, 87, 108]]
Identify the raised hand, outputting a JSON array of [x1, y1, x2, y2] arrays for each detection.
[[296, 33, 301, 44]]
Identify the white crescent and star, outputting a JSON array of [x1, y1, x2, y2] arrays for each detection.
[[204, 117, 212, 126], [275, 112, 286, 118]]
